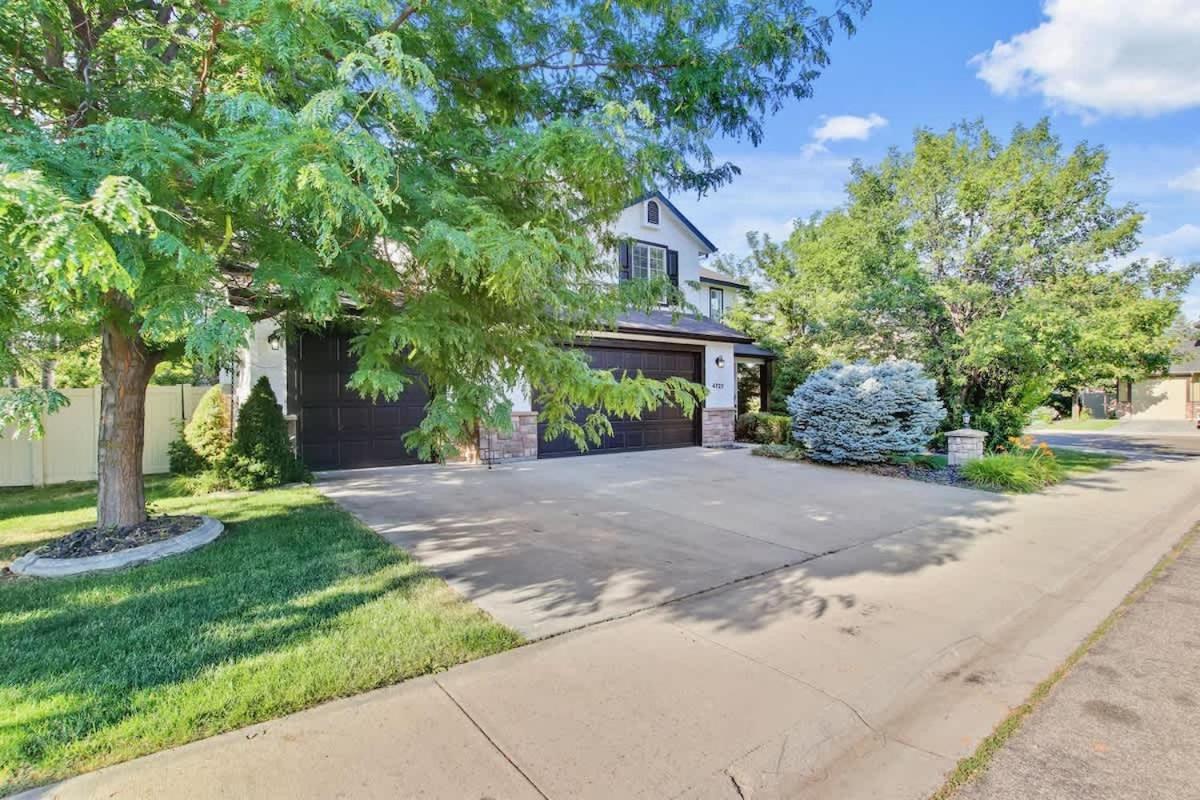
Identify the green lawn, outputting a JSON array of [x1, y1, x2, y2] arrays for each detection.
[[1051, 447, 1124, 476], [0, 480, 522, 794], [1029, 418, 1121, 431]]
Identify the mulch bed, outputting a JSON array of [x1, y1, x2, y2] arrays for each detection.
[[845, 461, 972, 488], [751, 445, 975, 489], [34, 515, 203, 560]]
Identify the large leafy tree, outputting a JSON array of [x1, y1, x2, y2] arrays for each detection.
[[730, 120, 1197, 442], [0, 0, 868, 526]]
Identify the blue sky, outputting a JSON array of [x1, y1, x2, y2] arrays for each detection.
[[672, 0, 1200, 318]]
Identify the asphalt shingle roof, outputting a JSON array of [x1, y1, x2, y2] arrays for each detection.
[[614, 310, 753, 343]]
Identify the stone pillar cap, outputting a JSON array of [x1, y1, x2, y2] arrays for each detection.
[[946, 428, 987, 438]]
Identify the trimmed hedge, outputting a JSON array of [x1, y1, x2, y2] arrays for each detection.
[[735, 412, 792, 444]]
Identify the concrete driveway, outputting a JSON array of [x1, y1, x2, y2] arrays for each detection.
[[26, 446, 1200, 800], [316, 448, 1002, 637]]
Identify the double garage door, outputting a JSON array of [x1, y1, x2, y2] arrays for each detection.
[[295, 335, 700, 470], [535, 343, 701, 457]]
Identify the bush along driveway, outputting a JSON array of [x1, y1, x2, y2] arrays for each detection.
[[0, 481, 521, 795], [753, 444, 1122, 493]]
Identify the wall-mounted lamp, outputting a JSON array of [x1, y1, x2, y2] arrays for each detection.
[[962, 411, 971, 427], [267, 331, 282, 351], [715, 355, 726, 369]]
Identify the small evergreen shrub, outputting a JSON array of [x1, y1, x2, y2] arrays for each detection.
[[221, 377, 310, 490], [185, 386, 232, 464], [168, 435, 207, 476], [787, 360, 946, 464], [735, 412, 793, 444], [168, 386, 231, 475]]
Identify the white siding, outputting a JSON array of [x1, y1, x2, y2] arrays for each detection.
[[236, 320, 288, 414], [612, 200, 714, 311]]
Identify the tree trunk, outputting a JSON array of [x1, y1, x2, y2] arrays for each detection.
[[97, 314, 158, 529]]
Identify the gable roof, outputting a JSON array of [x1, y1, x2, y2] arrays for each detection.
[[633, 191, 718, 254], [1168, 340, 1200, 375], [698, 267, 749, 289]]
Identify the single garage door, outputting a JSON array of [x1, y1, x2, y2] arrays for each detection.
[[537, 342, 701, 458], [296, 332, 429, 470]]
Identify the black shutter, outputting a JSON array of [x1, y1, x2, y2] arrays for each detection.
[[666, 249, 679, 287], [618, 241, 632, 282]]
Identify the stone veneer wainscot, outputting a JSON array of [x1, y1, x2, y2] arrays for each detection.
[[702, 407, 736, 447]]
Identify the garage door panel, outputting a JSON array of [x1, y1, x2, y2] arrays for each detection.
[[298, 332, 428, 470], [336, 406, 369, 434], [537, 343, 700, 458]]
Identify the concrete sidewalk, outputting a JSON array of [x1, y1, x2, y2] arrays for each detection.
[[955, 530, 1200, 800], [16, 455, 1200, 800]]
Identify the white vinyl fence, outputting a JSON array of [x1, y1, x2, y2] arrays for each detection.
[[0, 385, 218, 487]]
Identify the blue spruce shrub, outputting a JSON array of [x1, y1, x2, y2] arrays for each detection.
[[787, 360, 946, 464]]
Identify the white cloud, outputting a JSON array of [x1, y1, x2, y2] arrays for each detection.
[[972, 0, 1200, 118], [1142, 224, 1200, 260], [1168, 166, 1200, 192], [811, 113, 888, 145]]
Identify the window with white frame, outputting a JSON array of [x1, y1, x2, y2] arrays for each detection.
[[709, 287, 725, 320], [632, 242, 667, 281]]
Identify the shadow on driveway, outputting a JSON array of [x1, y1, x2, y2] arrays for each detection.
[[316, 448, 1158, 638]]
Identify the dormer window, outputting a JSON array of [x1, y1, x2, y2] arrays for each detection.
[[644, 199, 660, 227]]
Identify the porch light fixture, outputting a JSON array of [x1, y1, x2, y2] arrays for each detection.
[[963, 411, 971, 426], [267, 331, 282, 351], [715, 355, 726, 368]]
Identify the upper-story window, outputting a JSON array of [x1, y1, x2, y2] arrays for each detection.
[[645, 199, 660, 227], [709, 287, 725, 321], [633, 242, 666, 280]]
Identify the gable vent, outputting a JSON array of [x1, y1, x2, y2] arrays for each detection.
[[646, 200, 660, 225]]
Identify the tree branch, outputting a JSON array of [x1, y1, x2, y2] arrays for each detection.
[[386, 4, 419, 32]]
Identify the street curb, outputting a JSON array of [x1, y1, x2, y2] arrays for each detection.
[[929, 518, 1200, 800]]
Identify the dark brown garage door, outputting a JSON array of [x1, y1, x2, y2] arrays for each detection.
[[296, 332, 429, 470], [537, 343, 701, 458]]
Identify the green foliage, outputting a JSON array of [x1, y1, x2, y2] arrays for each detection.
[[960, 440, 1120, 493], [1029, 406, 1059, 427], [0, 0, 869, 471], [184, 387, 231, 465], [0, 388, 68, 439], [168, 387, 229, 475], [787, 360, 946, 463], [167, 436, 207, 477], [221, 378, 309, 490], [961, 453, 1062, 493], [751, 443, 808, 461], [0, 481, 520, 793], [735, 412, 793, 444], [728, 120, 1197, 446]]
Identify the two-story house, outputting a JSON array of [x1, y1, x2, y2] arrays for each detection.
[[233, 193, 774, 469]]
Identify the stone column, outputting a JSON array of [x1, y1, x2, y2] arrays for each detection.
[[702, 407, 736, 447], [946, 428, 986, 467]]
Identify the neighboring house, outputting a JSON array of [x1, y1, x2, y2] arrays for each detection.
[[1114, 339, 1200, 422], [233, 193, 773, 470]]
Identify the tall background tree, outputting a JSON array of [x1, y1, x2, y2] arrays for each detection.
[[728, 120, 1198, 443], [0, 0, 869, 527]]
